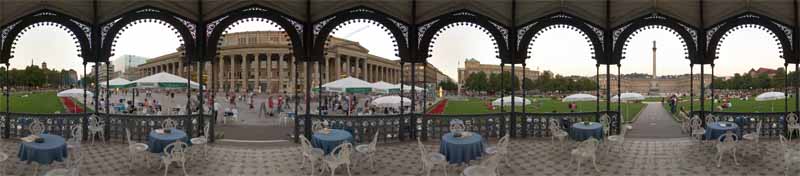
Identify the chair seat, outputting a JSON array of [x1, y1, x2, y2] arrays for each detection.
[[742, 133, 758, 140], [607, 135, 622, 142], [88, 126, 103, 131], [553, 131, 568, 137], [692, 129, 706, 135], [131, 143, 149, 152], [428, 152, 446, 162], [355, 144, 370, 153], [44, 168, 70, 176], [0, 152, 7, 161], [571, 149, 593, 158], [485, 147, 498, 155], [190, 137, 207, 145]]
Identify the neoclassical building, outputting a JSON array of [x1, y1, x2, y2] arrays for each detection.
[[458, 58, 540, 89], [137, 31, 438, 94]]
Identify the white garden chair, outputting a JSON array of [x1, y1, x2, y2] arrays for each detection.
[[464, 153, 500, 176], [569, 137, 600, 174], [313, 121, 326, 133], [678, 111, 691, 133], [299, 135, 325, 176], [741, 120, 762, 159], [549, 119, 568, 150], [355, 131, 379, 171], [29, 120, 45, 135], [190, 122, 210, 161], [160, 141, 189, 176], [599, 114, 610, 136], [126, 128, 149, 171], [779, 135, 800, 174], [417, 137, 448, 176], [689, 115, 706, 141], [322, 143, 353, 176], [66, 125, 82, 167], [606, 123, 627, 155], [87, 115, 105, 144], [162, 118, 178, 129], [787, 113, 800, 140], [485, 133, 509, 167], [715, 131, 739, 167]]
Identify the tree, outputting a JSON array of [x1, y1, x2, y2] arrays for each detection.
[[523, 78, 535, 90], [438, 80, 458, 91], [464, 71, 488, 92]]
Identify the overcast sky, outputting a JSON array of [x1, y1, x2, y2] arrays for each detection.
[[10, 21, 785, 79]]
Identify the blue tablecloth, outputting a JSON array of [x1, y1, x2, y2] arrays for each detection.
[[569, 122, 603, 141], [734, 116, 752, 127], [312, 129, 353, 154], [18, 134, 67, 165], [704, 122, 742, 141], [148, 128, 190, 153], [439, 132, 484, 164]]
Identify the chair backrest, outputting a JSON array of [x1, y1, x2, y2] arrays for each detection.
[[299, 135, 313, 152], [369, 131, 379, 152], [578, 137, 599, 153], [29, 120, 45, 135], [755, 120, 762, 135], [125, 128, 134, 145], [70, 124, 82, 143], [163, 141, 190, 161], [162, 118, 178, 129], [548, 119, 561, 133], [449, 120, 465, 132], [88, 114, 101, 127], [705, 114, 716, 125], [312, 121, 325, 132], [203, 122, 210, 138], [690, 115, 703, 130], [330, 142, 353, 163], [718, 131, 737, 146], [789, 113, 798, 125], [497, 133, 510, 154], [480, 154, 500, 173], [599, 114, 610, 128], [780, 135, 787, 151]]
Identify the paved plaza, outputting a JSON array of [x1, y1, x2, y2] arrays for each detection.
[[0, 136, 795, 176]]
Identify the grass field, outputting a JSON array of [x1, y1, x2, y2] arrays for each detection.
[[0, 92, 65, 113], [442, 98, 644, 122], [666, 96, 798, 113]]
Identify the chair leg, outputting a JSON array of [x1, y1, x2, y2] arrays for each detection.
[[592, 155, 600, 173], [717, 151, 722, 168], [182, 161, 188, 176], [164, 163, 169, 176], [346, 163, 352, 176], [441, 164, 447, 176]]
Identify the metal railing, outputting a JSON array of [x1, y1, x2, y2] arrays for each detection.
[[691, 111, 789, 138], [295, 111, 621, 143]]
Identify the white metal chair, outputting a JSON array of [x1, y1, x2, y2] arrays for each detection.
[[678, 111, 691, 133], [160, 141, 189, 176], [126, 128, 149, 171], [706, 114, 717, 126], [569, 137, 600, 174], [606, 122, 627, 154], [44, 146, 82, 176], [299, 135, 325, 176], [464, 154, 500, 176], [313, 121, 326, 133], [66, 124, 82, 167], [322, 143, 353, 176], [190, 122, 210, 162], [599, 114, 610, 136], [779, 135, 800, 174], [787, 113, 800, 140], [87, 115, 105, 144], [689, 115, 706, 140], [355, 131, 379, 171], [162, 118, 178, 129], [549, 119, 568, 150], [715, 131, 739, 167], [741, 120, 762, 159], [29, 120, 45, 135], [417, 137, 448, 176], [485, 133, 509, 167]]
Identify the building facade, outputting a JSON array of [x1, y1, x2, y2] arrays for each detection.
[[457, 58, 540, 88], [137, 31, 434, 94], [597, 74, 713, 96]]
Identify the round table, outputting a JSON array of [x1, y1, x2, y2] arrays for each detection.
[[705, 122, 742, 140], [312, 129, 353, 154], [569, 122, 603, 141], [439, 132, 484, 164], [148, 128, 189, 153], [18, 134, 68, 164]]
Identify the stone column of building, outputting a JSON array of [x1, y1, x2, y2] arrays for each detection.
[[360, 59, 366, 80], [289, 55, 296, 94], [277, 54, 284, 94], [334, 55, 341, 80], [218, 56, 225, 92], [266, 54, 273, 94], [230, 55, 237, 91], [243, 53, 251, 92]]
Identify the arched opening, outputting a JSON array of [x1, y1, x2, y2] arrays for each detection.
[[3, 23, 85, 114], [318, 19, 403, 116], [107, 20, 186, 115], [620, 27, 690, 121], [429, 23, 499, 115], [526, 27, 601, 114], [714, 26, 789, 112]]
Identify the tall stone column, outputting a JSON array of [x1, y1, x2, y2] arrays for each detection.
[[289, 55, 296, 94], [334, 55, 341, 80], [255, 54, 262, 93], [277, 54, 283, 94], [243, 53, 251, 92], [361, 59, 366, 80], [230, 56, 236, 92], [219, 56, 225, 92], [266, 54, 273, 94]]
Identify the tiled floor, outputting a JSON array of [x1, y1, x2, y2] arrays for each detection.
[[0, 137, 796, 176]]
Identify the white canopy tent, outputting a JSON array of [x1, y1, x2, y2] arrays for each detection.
[[755, 91, 785, 112], [321, 76, 373, 93], [57, 88, 93, 97], [492, 96, 531, 106], [562, 94, 598, 102], [132, 72, 201, 89], [371, 95, 412, 108], [611, 92, 646, 102], [100, 78, 134, 88], [370, 81, 396, 93]]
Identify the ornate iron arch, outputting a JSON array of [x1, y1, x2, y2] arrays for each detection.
[[707, 13, 794, 64], [206, 6, 304, 62], [0, 9, 92, 64], [417, 10, 509, 63], [99, 6, 197, 63], [611, 13, 699, 65], [517, 13, 605, 64], [311, 6, 409, 62]]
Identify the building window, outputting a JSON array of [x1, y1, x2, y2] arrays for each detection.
[[238, 38, 246, 45], [249, 37, 257, 44]]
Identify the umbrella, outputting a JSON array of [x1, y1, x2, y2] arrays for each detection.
[[57, 88, 93, 97], [321, 77, 373, 93], [371, 95, 411, 108], [611, 92, 646, 102], [492, 96, 531, 106], [100, 78, 134, 88], [756, 91, 785, 112], [562, 94, 598, 102], [133, 72, 201, 89]]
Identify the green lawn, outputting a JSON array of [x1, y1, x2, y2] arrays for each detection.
[[442, 98, 644, 122], [0, 91, 65, 114], [668, 96, 798, 113]]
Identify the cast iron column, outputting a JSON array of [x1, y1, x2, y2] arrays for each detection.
[[710, 64, 715, 112], [690, 64, 694, 112], [700, 64, 705, 118]]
